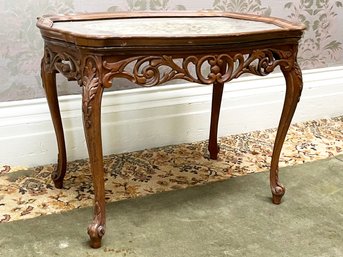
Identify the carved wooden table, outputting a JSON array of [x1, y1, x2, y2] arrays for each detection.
[[37, 12, 305, 248]]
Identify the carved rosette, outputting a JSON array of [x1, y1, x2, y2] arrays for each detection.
[[42, 46, 82, 84], [102, 48, 296, 88], [81, 57, 101, 128]]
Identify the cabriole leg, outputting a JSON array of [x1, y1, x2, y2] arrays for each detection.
[[41, 59, 67, 189], [208, 81, 224, 160], [81, 59, 106, 248], [270, 62, 303, 204]]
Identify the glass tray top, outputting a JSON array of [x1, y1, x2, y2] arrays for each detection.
[[53, 17, 280, 37]]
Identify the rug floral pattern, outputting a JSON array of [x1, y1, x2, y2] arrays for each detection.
[[0, 117, 342, 223]]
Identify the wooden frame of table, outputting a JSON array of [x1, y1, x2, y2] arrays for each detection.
[[37, 12, 305, 248]]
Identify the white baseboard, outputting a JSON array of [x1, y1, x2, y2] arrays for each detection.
[[1, 66, 343, 167]]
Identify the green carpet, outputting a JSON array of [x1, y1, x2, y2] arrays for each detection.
[[1, 156, 343, 257]]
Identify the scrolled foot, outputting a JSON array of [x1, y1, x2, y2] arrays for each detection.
[[51, 155, 66, 189], [52, 172, 63, 189], [271, 184, 285, 205], [88, 223, 105, 249], [209, 144, 220, 160]]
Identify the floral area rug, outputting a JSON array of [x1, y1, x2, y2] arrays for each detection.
[[0, 117, 342, 223]]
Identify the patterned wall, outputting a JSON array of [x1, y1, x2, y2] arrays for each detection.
[[0, 0, 342, 101]]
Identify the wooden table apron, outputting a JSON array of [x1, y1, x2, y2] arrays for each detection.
[[37, 12, 305, 249]]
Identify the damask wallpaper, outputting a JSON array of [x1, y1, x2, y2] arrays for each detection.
[[0, 0, 342, 101]]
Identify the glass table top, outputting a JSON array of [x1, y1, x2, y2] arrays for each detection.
[[53, 17, 280, 37]]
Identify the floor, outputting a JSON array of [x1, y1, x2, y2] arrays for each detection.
[[1, 156, 342, 257], [0, 116, 342, 223]]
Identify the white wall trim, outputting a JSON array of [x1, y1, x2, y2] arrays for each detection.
[[1, 66, 343, 167]]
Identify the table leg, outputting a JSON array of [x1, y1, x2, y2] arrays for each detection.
[[208, 81, 224, 160], [81, 64, 106, 248], [41, 60, 67, 189], [270, 62, 303, 204]]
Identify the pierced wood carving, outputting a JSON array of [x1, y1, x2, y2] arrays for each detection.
[[43, 47, 82, 84], [102, 49, 294, 88]]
